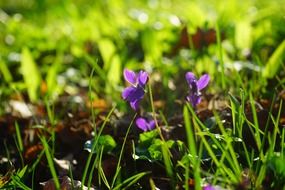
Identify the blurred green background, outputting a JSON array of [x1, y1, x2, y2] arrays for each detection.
[[0, 0, 285, 112]]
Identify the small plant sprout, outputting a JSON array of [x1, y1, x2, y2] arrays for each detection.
[[122, 69, 149, 110], [185, 72, 210, 107], [135, 117, 155, 132]]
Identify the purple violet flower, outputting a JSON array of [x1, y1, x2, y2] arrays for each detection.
[[203, 184, 223, 190], [185, 72, 210, 107], [135, 117, 156, 132], [122, 69, 149, 110]]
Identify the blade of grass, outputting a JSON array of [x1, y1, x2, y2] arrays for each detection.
[[13, 135, 24, 168], [149, 178, 157, 190], [148, 83, 175, 186], [14, 122, 23, 152], [40, 137, 60, 189], [161, 141, 174, 184], [215, 23, 226, 90], [86, 68, 99, 189], [183, 105, 201, 190], [281, 127, 284, 159], [255, 157, 267, 188], [87, 148, 100, 188], [186, 104, 238, 183], [98, 146, 110, 189], [11, 175, 31, 190], [21, 47, 41, 102], [159, 110, 169, 129], [249, 92, 262, 153], [185, 160, 190, 190], [213, 111, 241, 175], [148, 83, 166, 142], [89, 67, 97, 137], [111, 113, 137, 188], [81, 105, 116, 188], [45, 99, 56, 157], [68, 164, 75, 189], [270, 100, 282, 152], [84, 54, 106, 81], [113, 172, 150, 190], [0, 58, 13, 82], [255, 93, 277, 174], [263, 39, 285, 78], [260, 93, 277, 152], [46, 52, 62, 98], [229, 93, 251, 168]]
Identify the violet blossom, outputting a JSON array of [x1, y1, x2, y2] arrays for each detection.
[[203, 184, 223, 190], [135, 117, 156, 132], [122, 69, 148, 110], [185, 72, 210, 107]]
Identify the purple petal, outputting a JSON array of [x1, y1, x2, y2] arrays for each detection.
[[122, 86, 136, 100], [203, 184, 222, 190], [148, 120, 156, 130], [185, 72, 197, 85], [130, 87, 145, 102], [187, 95, 201, 107], [203, 185, 215, 190], [124, 69, 137, 85], [123, 87, 145, 102], [138, 71, 148, 86], [136, 118, 148, 131], [197, 74, 210, 90], [130, 99, 140, 110]]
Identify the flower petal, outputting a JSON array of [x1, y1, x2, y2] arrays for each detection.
[[131, 87, 145, 101], [136, 117, 148, 131], [124, 69, 137, 85], [138, 71, 148, 86], [197, 74, 210, 90], [185, 72, 196, 85], [122, 87, 145, 102], [148, 120, 156, 130], [187, 95, 201, 107], [130, 99, 140, 110], [122, 86, 136, 100]]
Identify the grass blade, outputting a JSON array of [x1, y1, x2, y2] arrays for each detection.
[[81, 105, 116, 188], [21, 47, 41, 102], [113, 172, 150, 190], [183, 105, 201, 190], [215, 23, 226, 90], [263, 40, 285, 78], [111, 113, 137, 188], [40, 137, 60, 189], [15, 122, 23, 152]]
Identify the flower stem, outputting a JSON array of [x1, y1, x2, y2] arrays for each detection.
[[148, 82, 165, 142]]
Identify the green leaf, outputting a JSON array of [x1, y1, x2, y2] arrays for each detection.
[[84, 135, 117, 154], [148, 139, 163, 160], [235, 20, 252, 49], [21, 48, 41, 102], [98, 39, 117, 71], [0, 58, 13, 82], [138, 130, 159, 148], [106, 54, 121, 90], [9, 166, 29, 188], [46, 54, 62, 98], [98, 38, 122, 92], [263, 40, 285, 78], [16, 165, 28, 179], [267, 155, 285, 178]]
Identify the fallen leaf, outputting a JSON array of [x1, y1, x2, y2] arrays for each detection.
[[40, 176, 97, 190]]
